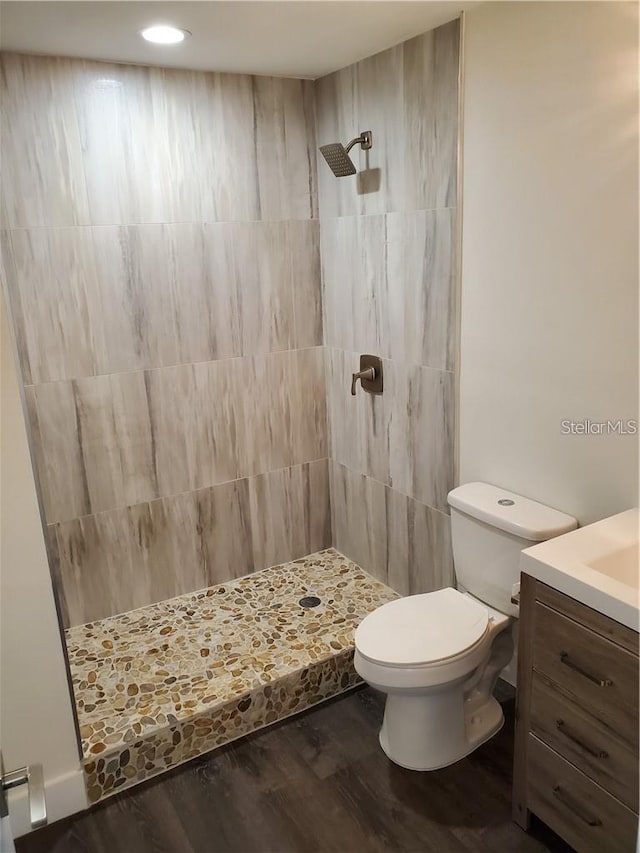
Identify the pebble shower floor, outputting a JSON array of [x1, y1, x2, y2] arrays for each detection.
[[65, 548, 398, 803]]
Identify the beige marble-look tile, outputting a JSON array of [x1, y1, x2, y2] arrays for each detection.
[[325, 347, 392, 487], [390, 363, 455, 513], [330, 461, 454, 595], [144, 358, 243, 498], [51, 464, 330, 626], [321, 214, 389, 356], [72, 371, 158, 516], [73, 61, 170, 225], [253, 76, 318, 221], [4, 54, 318, 227], [127, 492, 209, 607], [326, 349, 454, 512], [202, 70, 263, 222], [6, 228, 98, 384], [0, 53, 90, 227], [239, 348, 327, 478], [290, 220, 323, 349], [159, 66, 233, 224], [31, 348, 327, 524], [25, 382, 91, 522], [329, 461, 388, 584], [27, 371, 158, 522], [291, 347, 328, 466], [8, 218, 320, 383], [315, 62, 358, 219], [354, 44, 405, 215], [233, 221, 296, 357], [90, 224, 181, 374], [51, 490, 196, 627], [73, 61, 259, 225], [0, 230, 32, 385], [249, 459, 331, 569], [385, 487, 454, 595], [316, 44, 405, 219], [403, 19, 460, 212], [386, 208, 457, 371], [52, 509, 138, 626], [197, 478, 255, 586], [239, 352, 295, 478], [322, 209, 456, 370]]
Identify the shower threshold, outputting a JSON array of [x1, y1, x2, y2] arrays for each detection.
[[65, 548, 398, 804]]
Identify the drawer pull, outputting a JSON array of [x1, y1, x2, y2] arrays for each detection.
[[552, 785, 603, 827], [560, 652, 613, 687], [556, 719, 609, 759]]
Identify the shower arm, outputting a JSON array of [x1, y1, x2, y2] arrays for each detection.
[[345, 131, 373, 154]]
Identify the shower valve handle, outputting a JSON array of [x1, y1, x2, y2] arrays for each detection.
[[351, 367, 376, 396]]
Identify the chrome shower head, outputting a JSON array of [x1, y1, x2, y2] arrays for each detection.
[[319, 131, 372, 177]]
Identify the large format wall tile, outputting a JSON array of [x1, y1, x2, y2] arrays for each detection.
[[0, 54, 90, 228], [5, 220, 321, 384], [28, 348, 326, 523], [316, 19, 459, 218], [319, 17, 459, 600], [1, 54, 318, 227], [248, 459, 331, 570], [325, 349, 454, 512], [321, 209, 456, 370], [51, 460, 331, 626], [330, 461, 454, 593], [403, 20, 460, 212]]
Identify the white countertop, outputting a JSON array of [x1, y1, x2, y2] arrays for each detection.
[[520, 508, 639, 632]]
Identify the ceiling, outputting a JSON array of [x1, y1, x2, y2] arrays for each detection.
[[0, 1, 475, 79]]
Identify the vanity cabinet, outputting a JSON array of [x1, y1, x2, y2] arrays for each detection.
[[513, 573, 639, 852]]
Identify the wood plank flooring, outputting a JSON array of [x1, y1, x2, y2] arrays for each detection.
[[17, 686, 571, 853]]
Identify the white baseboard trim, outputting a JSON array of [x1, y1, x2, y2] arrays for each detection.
[[8, 766, 87, 839]]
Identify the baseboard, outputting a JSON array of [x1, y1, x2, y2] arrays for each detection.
[[7, 767, 87, 839]]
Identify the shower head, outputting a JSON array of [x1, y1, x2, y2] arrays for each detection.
[[319, 131, 372, 177]]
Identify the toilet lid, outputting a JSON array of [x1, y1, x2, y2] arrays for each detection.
[[355, 588, 489, 667]]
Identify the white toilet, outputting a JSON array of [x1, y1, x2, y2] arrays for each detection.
[[354, 482, 577, 771]]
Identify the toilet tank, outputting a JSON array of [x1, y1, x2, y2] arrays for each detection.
[[447, 483, 577, 617]]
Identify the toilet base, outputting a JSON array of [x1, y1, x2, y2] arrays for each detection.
[[378, 692, 504, 771]]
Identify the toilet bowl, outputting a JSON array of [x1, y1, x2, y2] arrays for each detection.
[[355, 587, 514, 770], [354, 482, 577, 771]]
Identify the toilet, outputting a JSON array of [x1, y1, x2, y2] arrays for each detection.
[[354, 482, 577, 771]]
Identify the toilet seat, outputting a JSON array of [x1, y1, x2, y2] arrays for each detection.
[[355, 587, 489, 668]]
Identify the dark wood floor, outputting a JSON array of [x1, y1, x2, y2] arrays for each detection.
[[17, 686, 571, 853]]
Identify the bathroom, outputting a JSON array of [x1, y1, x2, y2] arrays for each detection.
[[0, 1, 637, 851]]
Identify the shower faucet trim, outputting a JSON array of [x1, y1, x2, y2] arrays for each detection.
[[351, 354, 383, 396]]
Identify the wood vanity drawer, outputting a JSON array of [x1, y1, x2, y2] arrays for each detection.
[[530, 674, 639, 811], [528, 734, 638, 853], [532, 602, 639, 746]]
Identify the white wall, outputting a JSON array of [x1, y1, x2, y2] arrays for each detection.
[[0, 293, 87, 837], [460, 1, 638, 525]]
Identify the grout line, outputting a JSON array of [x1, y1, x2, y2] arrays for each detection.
[[329, 458, 451, 520], [24, 345, 326, 389], [47, 457, 330, 528], [316, 206, 457, 223], [324, 345, 456, 376], [4, 217, 321, 232], [4, 208, 456, 233], [67, 543, 348, 631]]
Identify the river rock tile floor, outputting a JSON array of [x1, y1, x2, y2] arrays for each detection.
[[65, 548, 398, 804]]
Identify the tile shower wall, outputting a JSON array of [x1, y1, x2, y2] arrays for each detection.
[[1, 53, 329, 625], [316, 20, 459, 594]]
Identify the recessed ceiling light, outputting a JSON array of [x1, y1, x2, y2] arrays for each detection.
[[140, 25, 190, 45]]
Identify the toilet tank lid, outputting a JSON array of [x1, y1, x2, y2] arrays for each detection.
[[447, 482, 577, 542]]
